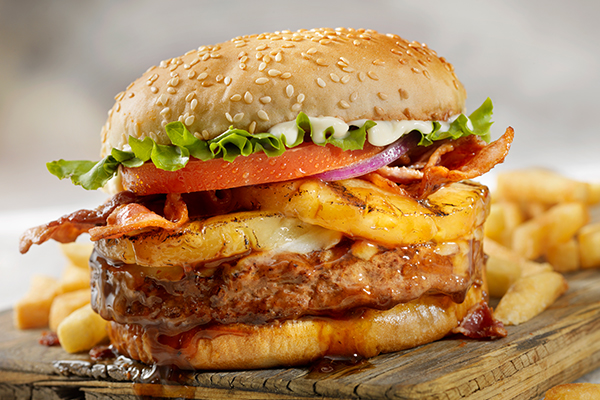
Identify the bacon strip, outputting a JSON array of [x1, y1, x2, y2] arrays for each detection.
[[18, 192, 186, 253], [19, 192, 140, 254], [89, 194, 188, 241], [378, 127, 514, 198]]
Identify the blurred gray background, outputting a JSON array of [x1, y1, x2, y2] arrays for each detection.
[[1, 0, 599, 309]]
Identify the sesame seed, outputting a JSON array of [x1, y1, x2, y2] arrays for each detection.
[[320, 39, 332, 45], [201, 81, 212, 87], [170, 71, 179, 78], [398, 88, 409, 99], [256, 51, 263, 59], [258, 62, 267, 71], [197, 72, 208, 80], [201, 130, 210, 140], [339, 100, 350, 109], [160, 107, 171, 116], [367, 71, 379, 80], [225, 112, 233, 123], [453, 80, 460, 90], [301, 52, 311, 60], [115, 91, 125, 101], [240, 56, 249, 63], [146, 80, 153, 86], [190, 99, 198, 110], [315, 58, 328, 66], [255, 77, 270, 85], [115, 103, 121, 112], [230, 94, 242, 102], [353, 40, 360, 46], [148, 74, 159, 83], [268, 69, 282, 77], [337, 61, 348, 68], [256, 44, 268, 51], [339, 56, 350, 64], [157, 94, 169, 106], [275, 52, 283, 62], [167, 87, 176, 94], [297, 93, 305, 103], [373, 59, 385, 66], [239, 63, 247, 70], [233, 113, 244, 123], [215, 74, 224, 82], [418, 59, 427, 67], [330, 73, 340, 83], [411, 67, 420, 74], [374, 106, 384, 116], [390, 48, 403, 55], [185, 115, 195, 126], [263, 55, 271, 63], [210, 53, 221, 59], [224, 76, 232, 85], [257, 110, 269, 121], [244, 91, 253, 103], [237, 51, 247, 59], [281, 72, 292, 79], [341, 75, 350, 84], [398, 59, 408, 65], [286, 84, 294, 98], [185, 92, 195, 102], [260, 96, 272, 104], [291, 103, 302, 112], [317, 78, 326, 88], [350, 92, 358, 102], [378, 92, 388, 100], [423, 69, 431, 79], [235, 43, 246, 48], [150, 87, 158, 93], [307, 47, 318, 55], [281, 43, 295, 48], [201, 53, 210, 61], [248, 121, 257, 134], [358, 72, 366, 82], [188, 70, 196, 79]]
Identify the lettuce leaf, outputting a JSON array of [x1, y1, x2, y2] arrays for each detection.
[[419, 98, 494, 146], [46, 99, 494, 190]]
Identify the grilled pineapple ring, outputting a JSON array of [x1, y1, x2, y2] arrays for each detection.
[[96, 179, 489, 267]]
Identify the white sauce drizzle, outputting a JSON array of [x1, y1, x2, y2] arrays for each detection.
[[268, 115, 465, 148]]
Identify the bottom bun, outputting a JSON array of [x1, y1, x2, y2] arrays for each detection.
[[107, 283, 484, 370]]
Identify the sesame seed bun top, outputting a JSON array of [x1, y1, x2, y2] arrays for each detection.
[[101, 27, 466, 157]]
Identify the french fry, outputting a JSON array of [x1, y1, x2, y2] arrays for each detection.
[[496, 169, 599, 205], [545, 202, 589, 248], [511, 217, 547, 260], [493, 271, 568, 326], [546, 238, 580, 272], [484, 239, 522, 297], [511, 202, 588, 260], [49, 288, 91, 332], [484, 202, 524, 247], [545, 383, 600, 400], [60, 242, 94, 270], [13, 275, 59, 329], [578, 222, 600, 269], [57, 304, 108, 354], [57, 262, 90, 294]]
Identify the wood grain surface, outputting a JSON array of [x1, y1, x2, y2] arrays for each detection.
[[1, 269, 600, 400]]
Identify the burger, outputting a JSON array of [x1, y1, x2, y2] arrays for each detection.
[[20, 28, 512, 370]]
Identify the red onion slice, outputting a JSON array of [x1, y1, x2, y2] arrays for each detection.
[[313, 133, 418, 181]]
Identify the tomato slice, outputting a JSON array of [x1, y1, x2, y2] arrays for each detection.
[[121, 142, 383, 195]]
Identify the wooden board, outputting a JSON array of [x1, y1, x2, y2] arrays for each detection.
[[2, 269, 600, 400]]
